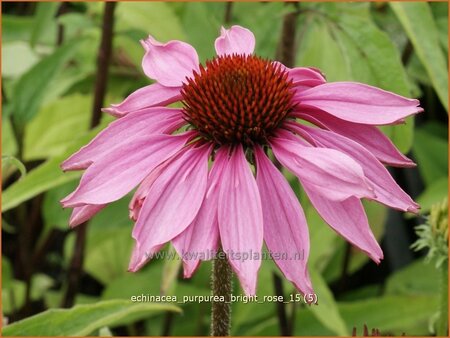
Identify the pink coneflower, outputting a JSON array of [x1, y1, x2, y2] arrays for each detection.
[[61, 25, 421, 295]]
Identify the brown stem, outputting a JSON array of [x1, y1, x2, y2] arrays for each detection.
[[338, 242, 352, 294], [211, 249, 232, 336], [161, 312, 174, 336], [91, 1, 116, 127], [56, 2, 68, 46], [275, 2, 300, 67], [401, 40, 413, 65], [273, 273, 290, 336], [62, 2, 116, 308], [272, 2, 300, 334], [224, 2, 233, 24]]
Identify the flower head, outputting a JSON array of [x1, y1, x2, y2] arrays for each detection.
[[61, 25, 421, 295]]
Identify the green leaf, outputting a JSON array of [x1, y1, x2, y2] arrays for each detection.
[[181, 2, 223, 62], [1, 41, 39, 78], [1, 123, 106, 212], [30, 2, 59, 48], [304, 193, 339, 271], [2, 300, 181, 336], [232, 261, 278, 334], [160, 245, 182, 296], [2, 155, 27, 179], [1, 118, 18, 156], [385, 259, 440, 296], [62, 196, 134, 284], [12, 40, 82, 125], [391, 2, 448, 111], [416, 177, 448, 215], [240, 317, 279, 336], [98, 326, 113, 337], [2, 257, 13, 289], [297, 19, 349, 82], [116, 2, 185, 41], [336, 5, 414, 153], [307, 267, 349, 336], [30, 274, 54, 301], [84, 227, 134, 285], [42, 181, 78, 233], [297, 3, 415, 153], [2, 279, 26, 315], [340, 295, 438, 335], [58, 13, 96, 42], [24, 94, 91, 161], [413, 127, 448, 185], [233, 2, 285, 59], [2, 15, 56, 45], [101, 264, 163, 300]]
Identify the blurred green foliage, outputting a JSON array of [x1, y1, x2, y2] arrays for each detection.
[[1, 1, 448, 336]]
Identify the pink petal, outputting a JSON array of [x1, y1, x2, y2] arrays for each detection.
[[287, 123, 419, 213], [128, 144, 211, 272], [303, 184, 383, 263], [273, 62, 326, 93], [254, 146, 313, 295], [141, 35, 199, 87], [69, 204, 106, 228], [271, 132, 375, 201], [172, 149, 227, 278], [61, 108, 185, 171], [287, 66, 326, 91], [61, 132, 194, 207], [102, 83, 182, 117], [295, 82, 422, 125], [218, 145, 263, 295], [295, 108, 416, 167], [215, 25, 256, 56], [128, 163, 169, 222]]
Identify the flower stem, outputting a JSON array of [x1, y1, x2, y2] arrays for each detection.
[[211, 249, 232, 336], [437, 263, 448, 336]]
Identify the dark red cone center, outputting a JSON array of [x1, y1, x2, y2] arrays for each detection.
[[181, 54, 295, 146]]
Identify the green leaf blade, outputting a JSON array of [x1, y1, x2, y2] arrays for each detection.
[[2, 300, 181, 336], [391, 2, 448, 111]]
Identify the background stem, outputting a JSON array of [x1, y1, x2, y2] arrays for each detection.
[[211, 249, 232, 336], [224, 2, 233, 24], [61, 1, 116, 308], [273, 3, 300, 335], [273, 273, 290, 336]]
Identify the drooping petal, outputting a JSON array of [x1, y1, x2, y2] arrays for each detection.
[[302, 184, 383, 263], [287, 123, 419, 213], [102, 83, 182, 117], [141, 36, 200, 87], [62, 108, 185, 171], [295, 82, 422, 125], [295, 108, 416, 167], [172, 149, 227, 277], [129, 163, 168, 222], [61, 132, 194, 207], [270, 132, 375, 201], [218, 145, 263, 295], [69, 204, 106, 228], [287, 66, 326, 91], [215, 25, 255, 56], [254, 146, 313, 294], [129, 144, 211, 272]]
